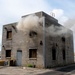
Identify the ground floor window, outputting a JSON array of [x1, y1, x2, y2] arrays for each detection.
[[6, 50, 11, 57], [62, 49, 66, 60], [29, 49, 37, 58], [52, 47, 56, 60]]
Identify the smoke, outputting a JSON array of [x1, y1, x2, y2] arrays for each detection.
[[16, 14, 43, 35], [16, 14, 71, 38], [46, 24, 70, 37], [64, 18, 75, 29]]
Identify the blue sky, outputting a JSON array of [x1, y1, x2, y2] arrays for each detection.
[[0, 0, 75, 51], [46, 0, 75, 16]]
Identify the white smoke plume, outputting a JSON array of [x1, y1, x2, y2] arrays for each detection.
[[64, 18, 75, 29], [16, 14, 71, 37], [16, 14, 43, 35], [46, 24, 71, 37]]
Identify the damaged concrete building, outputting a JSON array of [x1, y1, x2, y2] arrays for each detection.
[[1, 11, 74, 68]]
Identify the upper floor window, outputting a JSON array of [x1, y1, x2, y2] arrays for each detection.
[[40, 41, 43, 45], [7, 31, 12, 39], [61, 37, 65, 42]]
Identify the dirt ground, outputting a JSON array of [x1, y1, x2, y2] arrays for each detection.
[[0, 64, 75, 75], [0, 66, 52, 75]]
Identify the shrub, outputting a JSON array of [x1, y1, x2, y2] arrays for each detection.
[[27, 64, 33, 67]]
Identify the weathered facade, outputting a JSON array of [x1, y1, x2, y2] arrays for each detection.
[[1, 11, 74, 68]]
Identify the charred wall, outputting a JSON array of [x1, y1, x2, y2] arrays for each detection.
[[45, 16, 74, 68]]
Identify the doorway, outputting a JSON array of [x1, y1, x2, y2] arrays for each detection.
[[16, 50, 22, 66]]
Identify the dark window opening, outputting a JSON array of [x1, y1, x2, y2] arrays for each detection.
[[4, 27, 7, 30], [12, 25, 15, 29], [29, 49, 37, 58], [52, 47, 56, 60], [56, 43, 58, 46], [12, 25, 17, 32], [61, 37, 65, 42], [7, 31, 12, 39], [62, 49, 65, 60], [6, 50, 11, 57], [29, 31, 37, 38], [40, 41, 43, 45]]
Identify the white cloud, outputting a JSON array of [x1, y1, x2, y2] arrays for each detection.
[[0, 0, 51, 17], [0, 0, 52, 25], [51, 9, 68, 24], [51, 9, 64, 19]]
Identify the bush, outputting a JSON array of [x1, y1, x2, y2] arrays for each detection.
[[27, 64, 33, 67]]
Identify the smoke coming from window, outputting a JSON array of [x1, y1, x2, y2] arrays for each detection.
[[46, 24, 71, 37], [16, 14, 71, 37], [16, 14, 43, 35], [64, 18, 75, 29]]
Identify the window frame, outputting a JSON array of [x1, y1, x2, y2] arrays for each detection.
[[29, 49, 37, 59], [52, 47, 56, 60], [5, 50, 11, 58], [7, 31, 12, 40], [62, 49, 66, 60], [61, 37, 65, 42]]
